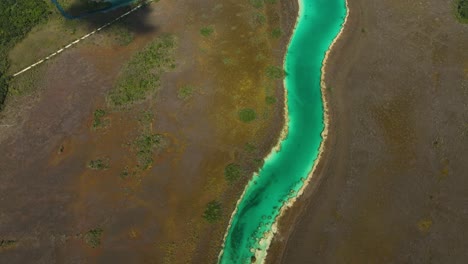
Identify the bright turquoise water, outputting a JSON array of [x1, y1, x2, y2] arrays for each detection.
[[219, 0, 347, 263]]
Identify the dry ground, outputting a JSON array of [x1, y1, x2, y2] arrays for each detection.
[[0, 0, 293, 263], [268, 0, 468, 263]]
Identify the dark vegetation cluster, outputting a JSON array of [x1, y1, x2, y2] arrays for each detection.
[[224, 163, 242, 183], [0, 0, 50, 109], [108, 35, 176, 107], [456, 0, 468, 21], [88, 158, 110, 170], [134, 133, 165, 170], [57, 0, 112, 16], [0, 239, 17, 249], [92, 109, 110, 129], [238, 108, 257, 123], [203, 200, 222, 223], [83, 228, 104, 248]]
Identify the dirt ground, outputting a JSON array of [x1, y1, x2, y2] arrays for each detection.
[[0, 0, 292, 263], [268, 0, 468, 263]]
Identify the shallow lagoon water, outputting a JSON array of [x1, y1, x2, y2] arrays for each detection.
[[219, 0, 347, 263], [51, 0, 136, 19]]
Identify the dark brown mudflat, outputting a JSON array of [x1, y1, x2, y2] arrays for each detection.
[[268, 0, 468, 263]]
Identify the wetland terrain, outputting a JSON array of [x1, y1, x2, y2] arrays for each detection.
[[1, 0, 467, 263]]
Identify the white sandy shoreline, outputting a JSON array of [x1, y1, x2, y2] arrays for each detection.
[[218, 0, 350, 262]]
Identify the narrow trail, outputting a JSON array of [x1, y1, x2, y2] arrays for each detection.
[[12, 0, 153, 78]]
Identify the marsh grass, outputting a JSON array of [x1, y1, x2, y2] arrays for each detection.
[[265, 65, 286, 79], [224, 163, 242, 183], [271, 28, 282, 39], [177, 85, 195, 100], [265, 96, 277, 105], [203, 200, 222, 223], [88, 158, 110, 170], [0, 239, 17, 249], [83, 228, 104, 248], [134, 133, 165, 170], [455, 0, 468, 22], [108, 35, 176, 107], [238, 108, 257, 123], [200, 26, 214, 37], [92, 109, 110, 130]]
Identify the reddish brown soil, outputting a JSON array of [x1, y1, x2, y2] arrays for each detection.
[[268, 0, 468, 263], [0, 0, 292, 263]]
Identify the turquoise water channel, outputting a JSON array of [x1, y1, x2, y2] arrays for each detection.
[[219, 0, 347, 263]]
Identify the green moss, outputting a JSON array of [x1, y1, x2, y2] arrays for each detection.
[[203, 200, 222, 223], [238, 108, 257, 123], [84, 228, 103, 248], [225, 163, 242, 183]]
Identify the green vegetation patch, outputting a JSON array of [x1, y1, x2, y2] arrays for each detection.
[[225, 163, 242, 183], [177, 85, 195, 100], [134, 133, 165, 170], [0, 0, 50, 109], [271, 28, 283, 39], [83, 228, 104, 248], [203, 200, 222, 223], [0, 239, 17, 249], [456, 0, 468, 22], [238, 108, 257, 123], [265, 96, 277, 105], [108, 35, 176, 107], [88, 158, 110, 170], [200, 26, 214, 37], [265, 65, 286, 79], [92, 109, 110, 130]]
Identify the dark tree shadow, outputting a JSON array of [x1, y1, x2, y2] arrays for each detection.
[[56, 0, 158, 35]]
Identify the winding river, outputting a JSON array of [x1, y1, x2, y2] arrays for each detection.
[[219, 0, 347, 263]]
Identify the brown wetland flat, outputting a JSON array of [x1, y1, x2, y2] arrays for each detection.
[[0, 0, 295, 263]]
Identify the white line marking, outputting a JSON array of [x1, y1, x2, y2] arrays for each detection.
[[12, 0, 153, 77]]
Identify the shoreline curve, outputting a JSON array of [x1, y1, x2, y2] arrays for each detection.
[[218, 0, 349, 262]]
